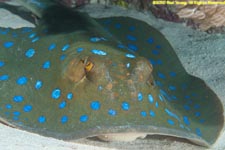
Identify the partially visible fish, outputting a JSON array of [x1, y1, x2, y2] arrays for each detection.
[[0, 0, 223, 147]]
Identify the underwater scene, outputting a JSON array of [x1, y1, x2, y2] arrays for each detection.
[[0, 0, 224, 150]]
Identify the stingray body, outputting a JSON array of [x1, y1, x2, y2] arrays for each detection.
[[0, 1, 224, 147]]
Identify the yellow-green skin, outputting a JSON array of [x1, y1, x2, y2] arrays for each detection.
[[0, 2, 224, 147]]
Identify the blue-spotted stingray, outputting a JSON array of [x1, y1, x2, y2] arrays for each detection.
[[0, 0, 224, 147]]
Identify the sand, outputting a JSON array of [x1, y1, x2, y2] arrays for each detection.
[[0, 3, 224, 150]]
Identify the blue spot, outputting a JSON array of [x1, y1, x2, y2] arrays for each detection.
[[117, 44, 126, 49], [152, 58, 159, 64], [115, 23, 121, 29], [140, 111, 147, 117], [13, 95, 24, 103], [148, 94, 154, 103], [59, 101, 66, 109], [196, 128, 202, 136], [13, 116, 19, 121], [184, 105, 190, 111], [137, 92, 143, 101], [186, 126, 191, 131], [182, 84, 188, 90], [25, 48, 35, 58], [0, 28, 9, 34], [13, 111, 20, 116], [171, 95, 177, 100], [5, 104, 12, 109], [155, 80, 163, 87], [35, 80, 43, 90], [149, 110, 155, 117], [91, 49, 107, 55], [103, 19, 111, 24], [60, 54, 66, 61], [77, 47, 84, 53], [165, 108, 180, 121], [167, 119, 175, 125], [16, 76, 28, 85], [98, 85, 103, 91], [168, 85, 176, 91], [200, 119, 205, 124], [160, 89, 171, 101], [149, 59, 156, 66], [23, 105, 32, 112], [127, 35, 137, 41], [80, 115, 88, 122], [108, 109, 117, 116], [12, 33, 17, 37], [42, 61, 51, 69], [125, 53, 136, 59], [158, 94, 164, 101], [180, 124, 184, 129], [152, 49, 159, 55], [90, 37, 100, 42], [195, 112, 201, 117], [48, 43, 56, 51], [22, 27, 32, 33], [184, 95, 190, 100], [157, 59, 162, 65], [61, 115, 68, 124], [0, 74, 9, 81], [3, 41, 14, 48], [51, 88, 61, 99], [62, 44, 70, 51], [38, 116, 46, 123], [194, 104, 200, 109], [157, 72, 166, 79], [0, 61, 5, 67], [192, 93, 197, 97], [4, 112, 10, 116], [29, 33, 36, 38], [156, 45, 161, 49], [147, 38, 154, 44], [129, 26, 135, 31], [32, 37, 40, 43], [128, 44, 138, 51], [121, 102, 130, 111], [43, 29, 48, 33], [126, 63, 130, 68], [67, 92, 73, 100], [90, 37, 105, 42], [155, 102, 159, 108], [90, 101, 101, 110], [13, 112, 20, 120], [169, 72, 176, 77], [183, 116, 190, 125]]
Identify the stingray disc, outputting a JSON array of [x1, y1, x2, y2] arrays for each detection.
[[0, 3, 224, 147]]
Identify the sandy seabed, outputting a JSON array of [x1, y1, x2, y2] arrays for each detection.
[[0, 4, 224, 150]]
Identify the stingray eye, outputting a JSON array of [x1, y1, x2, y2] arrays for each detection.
[[85, 61, 94, 72], [83, 56, 104, 82]]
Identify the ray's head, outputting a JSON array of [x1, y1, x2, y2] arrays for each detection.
[[61, 43, 154, 101]]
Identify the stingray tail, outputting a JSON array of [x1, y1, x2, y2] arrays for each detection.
[[15, 0, 56, 18]]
